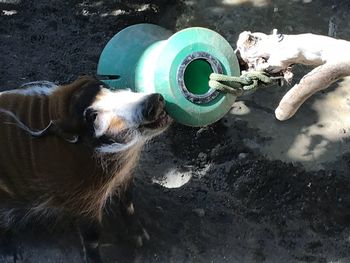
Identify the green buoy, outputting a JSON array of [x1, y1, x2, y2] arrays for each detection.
[[97, 23, 240, 127]]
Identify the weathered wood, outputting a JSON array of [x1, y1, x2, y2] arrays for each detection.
[[236, 30, 350, 120]]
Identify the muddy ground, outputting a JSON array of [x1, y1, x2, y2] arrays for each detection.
[[0, 0, 350, 262]]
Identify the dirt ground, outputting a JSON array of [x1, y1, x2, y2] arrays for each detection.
[[0, 0, 350, 262]]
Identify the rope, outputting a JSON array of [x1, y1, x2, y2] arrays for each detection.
[[209, 71, 274, 96]]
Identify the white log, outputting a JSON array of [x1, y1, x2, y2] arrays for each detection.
[[236, 30, 350, 120]]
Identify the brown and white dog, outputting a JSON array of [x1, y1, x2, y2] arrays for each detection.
[[0, 76, 172, 262]]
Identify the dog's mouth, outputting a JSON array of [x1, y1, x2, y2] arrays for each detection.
[[140, 110, 172, 130]]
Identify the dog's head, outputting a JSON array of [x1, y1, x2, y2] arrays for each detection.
[[50, 76, 172, 153]]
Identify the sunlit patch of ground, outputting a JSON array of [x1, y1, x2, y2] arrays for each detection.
[[219, 0, 270, 7]]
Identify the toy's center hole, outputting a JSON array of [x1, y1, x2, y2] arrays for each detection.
[[184, 59, 213, 95]]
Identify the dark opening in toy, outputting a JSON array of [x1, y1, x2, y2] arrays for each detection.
[[184, 59, 213, 95]]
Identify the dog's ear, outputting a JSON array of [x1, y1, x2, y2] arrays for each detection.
[[69, 77, 103, 121], [60, 77, 103, 137], [36, 77, 104, 142]]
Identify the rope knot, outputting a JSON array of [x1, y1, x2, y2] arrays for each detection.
[[209, 71, 274, 96]]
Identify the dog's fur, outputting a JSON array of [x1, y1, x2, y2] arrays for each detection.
[[236, 30, 350, 120], [0, 76, 171, 262]]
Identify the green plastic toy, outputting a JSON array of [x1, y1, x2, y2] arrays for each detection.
[[97, 23, 240, 127]]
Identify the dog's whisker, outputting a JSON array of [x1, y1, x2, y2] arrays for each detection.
[[0, 108, 52, 137], [66, 135, 79, 144], [97, 133, 143, 154]]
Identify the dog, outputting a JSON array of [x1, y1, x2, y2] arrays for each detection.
[[0, 76, 172, 262]]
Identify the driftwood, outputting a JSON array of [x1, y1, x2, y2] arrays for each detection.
[[235, 29, 350, 120]]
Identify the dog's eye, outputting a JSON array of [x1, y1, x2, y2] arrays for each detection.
[[84, 108, 98, 124]]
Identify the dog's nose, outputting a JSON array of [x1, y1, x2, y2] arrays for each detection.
[[141, 93, 165, 121]]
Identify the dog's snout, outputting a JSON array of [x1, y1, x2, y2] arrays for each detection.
[[141, 93, 165, 121]]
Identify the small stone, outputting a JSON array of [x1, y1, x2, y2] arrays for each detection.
[[221, 117, 231, 127], [224, 162, 233, 174], [156, 206, 164, 214], [198, 152, 207, 160], [196, 127, 207, 137], [238, 153, 248, 160], [210, 145, 221, 158], [193, 208, 205, 217], [243, 139, 260, 150]]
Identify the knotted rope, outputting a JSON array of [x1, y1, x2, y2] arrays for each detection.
[[209, 71, 275, 96]]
